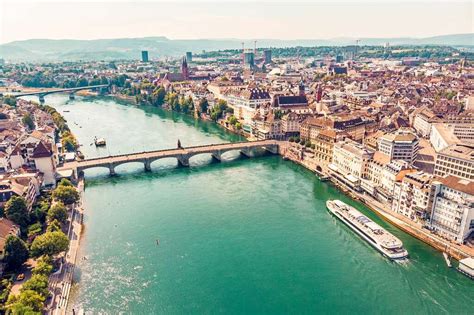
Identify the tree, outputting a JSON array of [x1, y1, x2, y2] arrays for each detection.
[[47, 202, 67, 224], [2, 96, 17, 107], [4, 196, 29, 228], [20, 274, 49, 298], [52, 185, 79, 205], [228, 116, 238, 125], [152, 86, 166, 106], [58, 178, 73, 187], [3, 236, 29, 271], [198, 98, 209, 114], [32, 256, 53, 276], [22, 113, 35, 130], [6, 289, 45, 313], [46, 219, 62, 233], [30, 231, 69, 257], [61, 131, 77, 152]]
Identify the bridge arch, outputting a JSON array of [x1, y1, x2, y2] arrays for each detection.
[[78, 165, 114, 178], [113, 161, 148, 174]]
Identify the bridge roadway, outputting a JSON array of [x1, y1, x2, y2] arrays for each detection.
[[12, 84, 110, 97], [59, 140, 280, 177]]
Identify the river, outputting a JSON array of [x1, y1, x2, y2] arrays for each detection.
[[32, 94, 473, 314]]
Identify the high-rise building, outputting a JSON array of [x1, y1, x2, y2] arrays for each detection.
[[186, 52, 193, 62], [264, 50, 272, 64], [244, 52, 255, 68], [141, 51, 149, 62]]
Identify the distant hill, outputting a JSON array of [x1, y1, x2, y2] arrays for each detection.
[[1, 34, 472, 62]]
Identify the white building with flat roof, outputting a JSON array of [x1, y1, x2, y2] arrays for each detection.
[[378, 130, 419, 164], [430, 176, 474, 244]]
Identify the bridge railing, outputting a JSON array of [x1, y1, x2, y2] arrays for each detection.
[[70, 140, 278, 165]]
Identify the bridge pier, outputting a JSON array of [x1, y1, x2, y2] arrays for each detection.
[[211, 151, 222, 162], [264, 145, 279, 155], [69, 93, 75, 100], [109, 164, 116, 176], [177, 155, 190, 167], [144, 159, 152, 172], [38, 94, 45, 103], [240, 147, 252, 158]]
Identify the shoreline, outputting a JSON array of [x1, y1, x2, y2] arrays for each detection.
[[280, 144, 473, 262]]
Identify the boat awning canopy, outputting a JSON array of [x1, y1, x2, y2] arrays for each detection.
[[346, 174, 359, 183], [328, 163, 338, 172]]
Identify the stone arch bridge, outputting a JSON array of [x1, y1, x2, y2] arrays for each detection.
[[59, 140, 280, 178]]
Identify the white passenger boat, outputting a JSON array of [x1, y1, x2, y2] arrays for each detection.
[[326, 199, 408, 260]]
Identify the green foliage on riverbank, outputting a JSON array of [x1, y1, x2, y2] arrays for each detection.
[[211, 100, 231, 121], [30, 231, 69, 257], [4, 196, 29, 228], [52, 185, 79, 205], [3, 236, 29, 271], [5, 256, 54, 313]]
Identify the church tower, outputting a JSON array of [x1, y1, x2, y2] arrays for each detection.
[[298, 80, 305, 97], [181, 57, 189, 80]]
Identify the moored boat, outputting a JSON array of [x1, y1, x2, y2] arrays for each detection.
[[326, 199, 408, 260], [94, 137, 106, 147]]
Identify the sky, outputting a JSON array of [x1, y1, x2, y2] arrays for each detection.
[[0, 0, 472, 44]]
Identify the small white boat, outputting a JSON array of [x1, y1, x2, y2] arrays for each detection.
[[94, 137, 106, 147]]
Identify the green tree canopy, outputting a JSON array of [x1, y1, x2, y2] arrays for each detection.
[[20, 274, 49, 298], [22, 113, 35, 130], [4, 196, 29, 228], [58, 178, 73, 187], [3, 236, 29, 271], [6, 289, 45, 314], [47, 202, 67, 224], [198, 98, 209, 114], [46, 220, 62, 233], [30, 231, 69, 257], [52, 185, 79, 205], [32, 256, 53, 277]]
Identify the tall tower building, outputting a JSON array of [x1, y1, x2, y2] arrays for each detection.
[[181, 57, 189, 80], [186, 52, 193, 62], [141, 51, 149, 62], [298, 80, 305, 97], [264, 50, 272, 64]]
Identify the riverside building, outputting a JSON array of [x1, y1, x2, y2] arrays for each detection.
[[328, 138, 374, 191], [430, 176, 474, 244]]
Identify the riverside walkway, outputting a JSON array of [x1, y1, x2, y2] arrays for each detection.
[[59, 140, 280, 177]]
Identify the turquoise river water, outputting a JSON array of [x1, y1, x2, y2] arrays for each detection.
[[32, 95, 473, 314]]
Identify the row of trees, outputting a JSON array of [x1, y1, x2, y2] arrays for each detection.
[[289, 137, 315, 149], [1, 179, 78, 312], [5, 256, 55, 313], [17, 72, 131, 89], [40, 105, 77, 152]]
